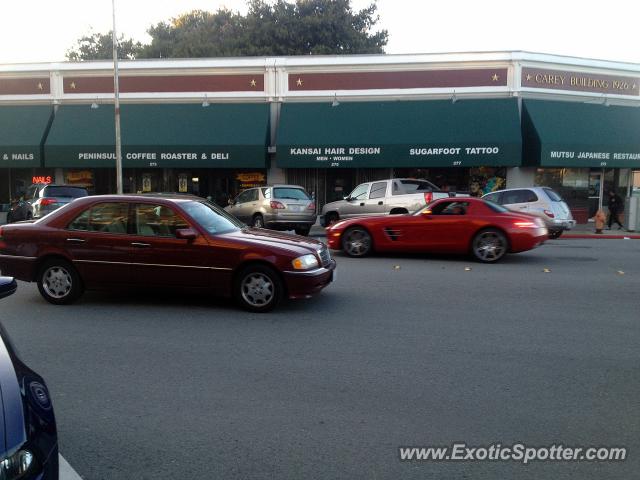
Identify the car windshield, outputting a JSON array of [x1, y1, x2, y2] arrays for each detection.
[[44, 186, 88, 198], [273, 187, 310, 200], [181, 200, 244, 234]]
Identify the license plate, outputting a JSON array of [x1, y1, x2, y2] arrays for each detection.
[[288, 205, 303, 212]]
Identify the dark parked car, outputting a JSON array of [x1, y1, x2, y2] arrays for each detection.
[[8, 184, 88, 222], [327, 197, 548, 262], [0, 277, 58, 479], [0, 195, 335, 312]]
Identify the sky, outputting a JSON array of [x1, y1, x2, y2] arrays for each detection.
[[1, 0, 639, 65]]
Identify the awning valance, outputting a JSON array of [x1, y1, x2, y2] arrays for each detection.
[[276, 99, 522, 168], [0, 106, 53, 168], [522, 99, 640, 168], [44, 103, 269, 168]]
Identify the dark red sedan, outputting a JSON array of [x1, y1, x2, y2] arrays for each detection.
[[327, 197, 548, 262], [0, 195, 335, 312]]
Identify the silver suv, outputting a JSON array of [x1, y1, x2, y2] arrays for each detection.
[[18, 184, 88, 220], [225, 185, 316, 235], [482, 187, 576, 239]]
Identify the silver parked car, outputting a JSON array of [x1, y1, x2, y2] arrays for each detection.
[[225, 185, 316, 235], [482, 187, 576, 238], [10, 183, 88, 221]]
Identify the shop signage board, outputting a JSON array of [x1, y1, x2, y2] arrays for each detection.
[[523, 100, 640, 168], [281, 144, 518, 168], [522, 67, 640, 96]]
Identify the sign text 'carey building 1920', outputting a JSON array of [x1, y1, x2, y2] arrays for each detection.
[[522, 67, 639, 96]]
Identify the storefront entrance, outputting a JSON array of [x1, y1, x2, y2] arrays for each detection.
[[588, 170, 604, 218]]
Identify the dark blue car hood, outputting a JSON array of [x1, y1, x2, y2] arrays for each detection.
[[0, 329, 28, 456]]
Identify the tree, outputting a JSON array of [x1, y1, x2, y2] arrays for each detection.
[[66, 32, 144, 61], [67, 0, 387, 60]]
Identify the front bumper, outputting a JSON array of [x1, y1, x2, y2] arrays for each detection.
[[283, 259, 336, 299]]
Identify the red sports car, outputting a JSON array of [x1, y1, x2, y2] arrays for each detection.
[[0, 195, 335, 312], [326, 197, 548, 262]]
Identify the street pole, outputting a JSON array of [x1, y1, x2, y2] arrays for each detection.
[[112, 0, 123, 194]]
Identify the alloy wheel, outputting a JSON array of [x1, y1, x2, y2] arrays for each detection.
[[42, 266, 73, 299], [473, 230, 506, 262], [343, 228, 371, 257], [240, 272, 274, 307]]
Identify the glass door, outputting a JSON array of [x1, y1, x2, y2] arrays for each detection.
[[588, 170, 604, 218]]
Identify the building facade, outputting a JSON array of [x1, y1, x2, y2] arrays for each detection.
[[1, 51, 639, 221]]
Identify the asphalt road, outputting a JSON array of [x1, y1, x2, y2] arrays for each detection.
[[2, 239, 639, 479]]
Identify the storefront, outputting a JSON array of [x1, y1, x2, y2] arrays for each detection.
[[277, 99, 521, 206], [522, 99, 640, 221], [0, 105, 54, 202], [43, 103, 270, 203]]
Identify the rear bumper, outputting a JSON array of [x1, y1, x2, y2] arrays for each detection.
[[548, 219, 576, 231], [283, 259, 336, 299], [264, 217, 316, 230], [0, 254, 37, 281]]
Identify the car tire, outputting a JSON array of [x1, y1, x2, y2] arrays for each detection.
[[342, 227, 372, 257], [37, 258, 84, 305], [252, 214, 264, 228], [549, 230, 562, 239], [325, 212, 339, 226], [234, 264, 283, 313], [471, 229, 508, 263], [294, 226, 311, 236]]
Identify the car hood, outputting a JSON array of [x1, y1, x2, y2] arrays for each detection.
[[221, 227, 324, 255], [0, 329, 27, 455], [321, 199, 348, 214]]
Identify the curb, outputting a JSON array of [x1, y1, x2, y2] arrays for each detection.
[[562, 234, 640, 239]]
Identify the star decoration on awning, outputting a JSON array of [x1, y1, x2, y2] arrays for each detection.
[[70, 81, 77, 89], [491, 73, 499, 82], [250, 79, 257, 87], [526, 74, 532, 81], [296, 78, 303, 87], [633, 83, 637, 90], [37, 82, 43, 91]]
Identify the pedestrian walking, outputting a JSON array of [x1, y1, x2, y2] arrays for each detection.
[[607, 190, 624, 229]]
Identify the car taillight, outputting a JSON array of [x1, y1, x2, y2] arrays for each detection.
[[543, 209, 555, 218], [270, 200, 285, 209], [40, 198, 57, 206], [424, 192, 433, 204], [514, 221, 537, 228], [307, 202, 316, 211]]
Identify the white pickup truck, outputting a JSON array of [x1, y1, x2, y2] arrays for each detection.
[[320, 178, 466, 226]]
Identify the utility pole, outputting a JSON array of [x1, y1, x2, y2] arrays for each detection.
[[112, 0, 123, 194]]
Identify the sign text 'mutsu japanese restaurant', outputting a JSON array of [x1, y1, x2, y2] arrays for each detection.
[[284, 144, 518, 168]]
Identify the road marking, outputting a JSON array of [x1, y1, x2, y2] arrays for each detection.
[[60, 454, 83, 480]]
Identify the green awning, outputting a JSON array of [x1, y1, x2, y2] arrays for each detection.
[[0, 106, 53, 168], [44, 104, 269, 168], [276, 99, 522, 168], [523, 99, 640, 168]]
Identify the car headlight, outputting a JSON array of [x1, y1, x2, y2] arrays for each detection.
[[292, 254, 319, 270], [0, 449, 35, 479]]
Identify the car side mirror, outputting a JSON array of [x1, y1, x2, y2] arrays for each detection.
[[227, 198, 234, 206], [0, 277, 17, 300], [343, 196, 350, 201], [176, 228, 198, 240]]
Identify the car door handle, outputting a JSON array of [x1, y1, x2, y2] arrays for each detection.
[[131, 242, 151, 248], [66, 238, 86, 243], [360, 203, 365, 206], [377, 201, 383, 205]]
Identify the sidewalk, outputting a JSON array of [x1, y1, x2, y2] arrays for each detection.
[[309, 223, 640, 239]]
